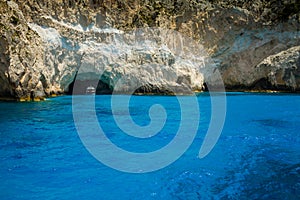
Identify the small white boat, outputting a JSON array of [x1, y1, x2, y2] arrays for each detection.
[[86, 86, 96, 95]]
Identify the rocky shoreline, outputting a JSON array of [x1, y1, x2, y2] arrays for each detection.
[[0, 0, 299, 101]]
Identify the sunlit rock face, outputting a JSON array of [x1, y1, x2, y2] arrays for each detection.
[[254, 46, 300, 91], [0, 0, 299, 100], [0, 1, 46, 101], [29, 23, 205, 96]]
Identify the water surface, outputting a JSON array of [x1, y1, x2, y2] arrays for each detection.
[[0, 93, 299, 199]]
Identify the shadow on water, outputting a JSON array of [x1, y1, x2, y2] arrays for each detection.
[[252, 119, 290, 129], [212, 148, 300, 199], [162, 145, 299, 199]]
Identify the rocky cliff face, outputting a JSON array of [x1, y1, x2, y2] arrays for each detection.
[[255, 45, 300, 91], [0, 0, 299, 100]]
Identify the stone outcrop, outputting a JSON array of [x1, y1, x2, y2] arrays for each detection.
[[68, 28, 205, 95], [0, 1, 46, 100], [0, 0, 299, 100], [254, 45, 300, 91]]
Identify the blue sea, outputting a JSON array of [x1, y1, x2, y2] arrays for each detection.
[[0, 93, 299, 199]]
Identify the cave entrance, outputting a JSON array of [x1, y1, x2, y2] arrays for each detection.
[[251, 78, 275, 90], [67, 76, 113, 95]]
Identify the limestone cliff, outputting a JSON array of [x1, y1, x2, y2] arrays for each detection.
[[0, 0, 299, 100], [255, 45, 300, 91]]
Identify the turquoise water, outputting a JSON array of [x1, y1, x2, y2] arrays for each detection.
[[0, 93, 299, 199]]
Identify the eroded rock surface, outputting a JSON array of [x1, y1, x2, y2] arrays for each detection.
[[0, 0, 299, 100], [254, 45, 300, 91]]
